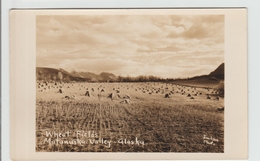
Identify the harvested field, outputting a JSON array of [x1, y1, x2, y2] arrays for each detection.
[[36, 82, 224, 152]]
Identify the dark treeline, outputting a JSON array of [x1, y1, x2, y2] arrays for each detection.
[[114, 75, 175, 83]]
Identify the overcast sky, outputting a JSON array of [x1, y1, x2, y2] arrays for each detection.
[[36, 15, 224, 78]]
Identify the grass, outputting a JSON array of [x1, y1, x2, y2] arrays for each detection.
[[36, 82, 224, 152]]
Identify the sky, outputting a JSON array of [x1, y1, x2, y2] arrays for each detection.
[[36, 15, 224, 78]]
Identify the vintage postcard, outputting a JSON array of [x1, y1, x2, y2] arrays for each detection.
[[10, 9, 247, 160]]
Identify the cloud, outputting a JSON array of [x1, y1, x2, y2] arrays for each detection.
[[167, 15, 224, 41], [36, 15, 224, 78]]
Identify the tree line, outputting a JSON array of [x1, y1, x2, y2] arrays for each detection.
[[36, 71, 176, 83], [115, 75, 175, 82]]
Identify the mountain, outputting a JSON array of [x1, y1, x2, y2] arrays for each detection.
[[70, 71, 117, 82], [182, 63, 224, 81], [209, 63, 224, 79], [70, 71, 102, 81], [37, 63, 224, 83], [36, 67, 87, 82], [100, 72, 117, 81], [36, 67, 118, 82]]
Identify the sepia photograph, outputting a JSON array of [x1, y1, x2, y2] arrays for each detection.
[[36, 14, 225, 152]]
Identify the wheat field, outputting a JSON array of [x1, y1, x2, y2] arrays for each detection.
[[36, 82, 224, 152]]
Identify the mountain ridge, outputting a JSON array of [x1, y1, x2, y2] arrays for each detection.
[[36, 67, 117, 82], [36, 63, 224, 82], [209, 63, 224, 79]]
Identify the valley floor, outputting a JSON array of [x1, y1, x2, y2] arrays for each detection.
[[36, 82, 224, 152]]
